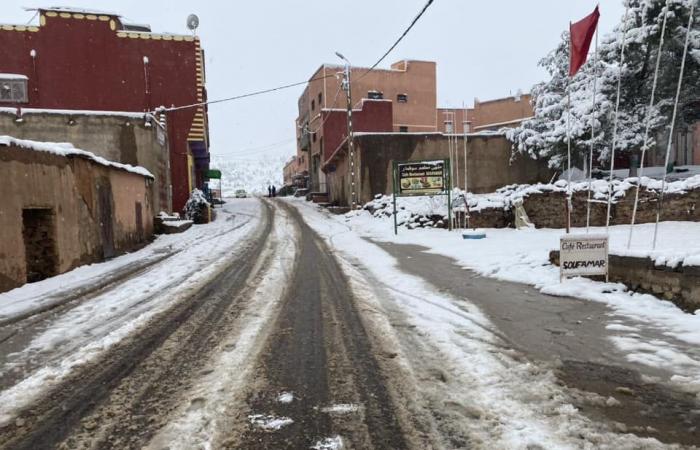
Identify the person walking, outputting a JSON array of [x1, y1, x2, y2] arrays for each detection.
[[272, 185, 277, 198], [267, 185, 272, 198]]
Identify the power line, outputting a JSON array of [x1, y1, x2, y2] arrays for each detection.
[[355, 0, 435, 81], [160, 0, 435, 114], [160, 73, 335, 113]]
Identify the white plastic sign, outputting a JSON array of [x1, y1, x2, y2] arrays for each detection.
[[560, 234, 609, 280]]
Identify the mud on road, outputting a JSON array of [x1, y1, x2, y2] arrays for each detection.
[[0, 202, 274, 450]]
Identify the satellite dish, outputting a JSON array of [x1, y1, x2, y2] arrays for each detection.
[[186, 14, 199, 32]]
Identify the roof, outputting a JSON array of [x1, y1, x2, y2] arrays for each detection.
[[38, 6, 120, 16], [0, 135, 154, 178], [0, 74, 28, 80]]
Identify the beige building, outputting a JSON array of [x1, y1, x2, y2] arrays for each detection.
[[0, 109, 171, 213], [0, 137, 154, 293], [296, 60, 438, 192], [438, 93, 534, 134]]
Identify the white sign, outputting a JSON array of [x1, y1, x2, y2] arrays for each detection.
[[560, 234, 609, 280]]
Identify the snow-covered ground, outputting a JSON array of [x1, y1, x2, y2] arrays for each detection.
[[288, 198, 672, 448], [211, 153, 288, 195], [0, 199, 262, 425], [288, 196, 700, 400]]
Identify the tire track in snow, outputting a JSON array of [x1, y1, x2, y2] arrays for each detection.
[[0, 200, 273, 450]]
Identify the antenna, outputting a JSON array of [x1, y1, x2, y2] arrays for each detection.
[[186, 14, 199, 34]]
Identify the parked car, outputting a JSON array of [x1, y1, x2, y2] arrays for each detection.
[[234, 189, 247, 198]]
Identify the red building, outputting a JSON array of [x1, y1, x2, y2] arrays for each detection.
[[0, 7, 209, 211]]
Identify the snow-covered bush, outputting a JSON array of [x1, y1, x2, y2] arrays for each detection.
[[184, 189, 210, 224]]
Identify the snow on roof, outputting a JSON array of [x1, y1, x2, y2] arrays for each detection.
[[0, 74, 28, 80], [0, 135, 154, 179], [0, 107, 151, 119], [39, 6, 120, 16]]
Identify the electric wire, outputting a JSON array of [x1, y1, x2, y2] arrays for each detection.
[[355, 0, 436, 81], [158, 73, 336, 113], [159, 0, 435, 113]]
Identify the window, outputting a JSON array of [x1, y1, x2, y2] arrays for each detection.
[[463, 121, 471, 133], [0, 75, 28, 103], [444, 121, 454, 133], [367, 90, 383, 100], [311, 99, 315, 111], [397, 94, 408, 103], [318, 92, 322, 107], [399, 126, 409, 133], [312, 132, 317, 142]]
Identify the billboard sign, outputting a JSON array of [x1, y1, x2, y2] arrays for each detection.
[[560, 234, 609, 280], [396, 160, 447, 196]]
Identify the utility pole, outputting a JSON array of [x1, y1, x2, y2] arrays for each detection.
[[336, 52, 357, 209]]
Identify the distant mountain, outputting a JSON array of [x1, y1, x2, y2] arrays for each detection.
[[210, 154, 289, 196]]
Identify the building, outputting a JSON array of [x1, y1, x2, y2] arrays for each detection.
[[0, 7, 209, 212], [0, 108, 170, 214], [437, 92, 534, 134], [324, 132, 552, 207], [295, 60, 437, 192], [0, 136, 154, 293], [291, 59, 537, 199]]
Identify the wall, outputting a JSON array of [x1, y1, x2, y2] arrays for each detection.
[[322, 99, 394, 161], [326, 133, 553, 206], [521, 188, 700, 229], [0, 145, 153, 293], [0, 9, 206, 211], [471, 94, 533, 130], [550, 251, 700, 312], [0, 110, 170, 213]]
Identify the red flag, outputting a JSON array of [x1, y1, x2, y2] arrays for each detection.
[[569, 6, 600, 77]]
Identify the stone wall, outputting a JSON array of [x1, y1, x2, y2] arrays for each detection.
[[0, 110, 171, 213], [522, 187, 699, 229], [0, 144, 154, 293], [550, 251, 700, 312]]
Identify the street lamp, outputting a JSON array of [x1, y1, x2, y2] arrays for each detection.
[[336, 51, 358, 210]]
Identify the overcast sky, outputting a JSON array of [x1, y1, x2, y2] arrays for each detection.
[[6, 1, 625, 162]]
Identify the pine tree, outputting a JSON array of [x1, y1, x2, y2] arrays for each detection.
[[507, 0, 699, 172]]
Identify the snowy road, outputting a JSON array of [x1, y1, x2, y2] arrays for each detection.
[[0, 198, 697, 448]]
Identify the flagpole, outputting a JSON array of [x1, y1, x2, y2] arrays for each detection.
[[652, 0, 694, 250], [586, 25, 599, 232], [605, 4, 630, 232], [627, 0, 670, 248], [566, 82, 572, 234]]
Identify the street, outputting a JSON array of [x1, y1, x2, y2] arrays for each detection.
[[0, 198, 695, 449]]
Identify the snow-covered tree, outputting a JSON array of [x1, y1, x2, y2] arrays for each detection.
[[508, 0, 700, 170]]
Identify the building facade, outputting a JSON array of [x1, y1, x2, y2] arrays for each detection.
[[0, 7, 209, 211], [0, 136, 154, 293], [295, 60, 437, 192], [0, 109, 171, 213], [437, 93, 534, 134], [291, 59, 536, 198]]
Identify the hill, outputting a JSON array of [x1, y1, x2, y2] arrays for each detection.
[[210, 154, 289, 196]]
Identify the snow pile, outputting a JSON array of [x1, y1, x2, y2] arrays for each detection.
[[211, 153, 287, 196], [0, 135, 154, 178], [362, 174, 700, 229], [248, 414, 294, 431]]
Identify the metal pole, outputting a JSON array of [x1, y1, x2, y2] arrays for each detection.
[[605, 4, 631, 232], [566, 85, 572, 234], [342, 62, 358, 210], [586, 27, 599, 232], [628, 0, 670, 248], [653, 0, 694, 249]]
